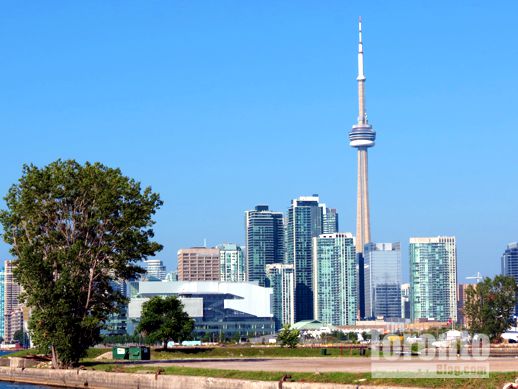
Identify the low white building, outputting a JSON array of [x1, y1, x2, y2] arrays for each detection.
[[128, 280, 275, 340]]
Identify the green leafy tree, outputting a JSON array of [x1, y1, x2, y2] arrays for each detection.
[[137, 296, 194, 349], [13, 330, 29, 347], [330, 330, 347, 341], [347, 332, 359, 342], [277, 324, 300, 348], [464, 275, 518, 342], [0, 160, 162, 368]]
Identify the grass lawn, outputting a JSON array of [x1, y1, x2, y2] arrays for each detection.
[[1, 348, 111, 361], [0, 349, 37, 358], [151, 345, 370, 359], [83, 348, 111, 359], [4, 345, 370, 361], [87, 363, 518, 388]]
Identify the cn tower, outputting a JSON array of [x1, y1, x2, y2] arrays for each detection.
[[349, 17, 376, 255]]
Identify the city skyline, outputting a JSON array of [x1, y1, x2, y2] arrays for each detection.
[[1, 2, 517, 283]]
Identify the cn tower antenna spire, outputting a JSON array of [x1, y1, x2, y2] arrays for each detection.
[[357, 16, 367, 125]]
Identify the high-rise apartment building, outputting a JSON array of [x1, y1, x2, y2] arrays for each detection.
[[245, 205, 284, 286], [312, 233, 356, 326], [218, 243, 246, 282], [502, 243, 518, 277], [322, 208, 339, 234], [177, 248, 220, 281], [409, 236, 457, 322], [401, 283, 410, 320], [265, 263, 294, 330], [0, 268, 4, 339], [285, 195, 338, 322], [501, 242, 518, 314], [4, 260, 22, 342], [364, 242, 402, 320], [143, 259, 167, 281], [502, 242, 518, 280]]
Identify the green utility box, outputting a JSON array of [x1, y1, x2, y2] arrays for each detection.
[[112, 346, 129, 360], [320, 348, 328, 355], [128, 346, 151, 361]]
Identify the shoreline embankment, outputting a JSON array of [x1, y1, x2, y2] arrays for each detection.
[[0, 365, 423, 389]]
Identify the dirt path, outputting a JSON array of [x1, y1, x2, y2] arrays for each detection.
[[139, 356, 518, 373]]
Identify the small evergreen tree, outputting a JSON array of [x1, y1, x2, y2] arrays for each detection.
[[277, 325, 300, 348]]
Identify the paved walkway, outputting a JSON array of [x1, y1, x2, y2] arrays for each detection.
[[142, 356, 518, 373]]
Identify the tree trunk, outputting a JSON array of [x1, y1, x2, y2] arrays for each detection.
[[51, 345, 59, 369], [163, 340, 168, 350]]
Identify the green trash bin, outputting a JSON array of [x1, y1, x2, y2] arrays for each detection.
[[112, 346, 129, 360], [128, 346, 151, 361], [320, 348, 327, 356]]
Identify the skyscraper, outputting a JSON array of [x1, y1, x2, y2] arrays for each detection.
[[363, 243, 402, 320], [349, 18, 376, 319], [312, 233, 357, 326], [285, 195, 338, 321], [322, 208, 339, 234], [0, 268, 4, 339], [409, 236, 457, 322], [401, 283, 411, 320], [3, 260, 22, 342], [501, 242, 518, 314], [218, 243, 246, 282], [245, 205, 284, 286], [265, 263, 294, 330], [143, 259, 167, 281], [177, 248, 220, 281], [502, 242, 518, 280]]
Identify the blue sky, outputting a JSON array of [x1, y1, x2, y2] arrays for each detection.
[[1, 1, 517, 282]]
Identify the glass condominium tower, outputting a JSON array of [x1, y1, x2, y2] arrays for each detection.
[[143, 259, 167, 281], [265, 263, 295, 330], [218, 243, 246, 282], [245, 205, 284, 286], [312, 233, 356, 325], [363, 242, 402, 320], [501, 242, 518, 314], [409, 236, 457, 322], [285, 195, 338, 322], [0, 267, 4, 339]]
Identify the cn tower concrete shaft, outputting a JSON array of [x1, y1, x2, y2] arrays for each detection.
[[356, 148, 370, 253]]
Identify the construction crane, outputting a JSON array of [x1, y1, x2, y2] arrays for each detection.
[[466, 272, 483, 283]]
